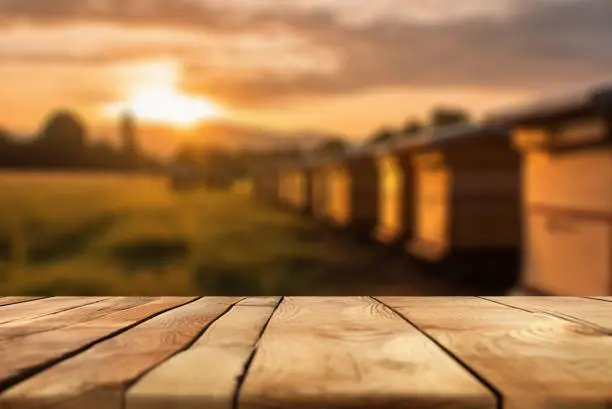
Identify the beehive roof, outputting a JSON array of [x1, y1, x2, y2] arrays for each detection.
[[485, 82, 612, 126], [391, 122, 508, 152]]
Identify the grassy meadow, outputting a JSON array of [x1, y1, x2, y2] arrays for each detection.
[[0, 172, 453, 296]]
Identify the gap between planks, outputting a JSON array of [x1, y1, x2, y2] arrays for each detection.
[[0, 297, 199, 395], [378, 296, 612, 409], [0, 297, 48, 308], [237, 297, 497, 409], [585, 296, 612, 303], [373, 296, 504, 409], [121, 296, 247, 398], [0, 297, 242, 409], [0, 297, 111, 326], [478, 296, 612, 335], [125, 297, 282, 409], [232, 297, 284, 409]]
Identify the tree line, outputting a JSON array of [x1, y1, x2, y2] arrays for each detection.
[[303, 105, 470, 156], [0, 110, 162, 172], [0, 105, 470, 188], [169, 106, 471, 190]]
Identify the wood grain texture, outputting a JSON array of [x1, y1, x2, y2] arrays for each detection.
[[235, 297, 280, 307], [127, 297, 280, 409], [0, 297, 240, 409], [0, 297, 46, 308], [0, 297, 157, 341], [483, 296, 612, 332], [239, 297, 495, 409], [379, 297, 612, 409], [0, 297, 194, 389], [0, 297, 109, 325]]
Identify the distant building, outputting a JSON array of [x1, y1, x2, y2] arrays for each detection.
[[119, 110, 140, 169]]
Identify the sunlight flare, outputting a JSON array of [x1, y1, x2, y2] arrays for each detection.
[[105, 61, 226, 127], [107, 85, 225, 127]]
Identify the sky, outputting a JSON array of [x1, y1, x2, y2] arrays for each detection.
[[1, 0, 611, 154]]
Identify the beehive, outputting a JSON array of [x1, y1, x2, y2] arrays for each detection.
[[407, 124, 521, 269], [277, 166, 291, 206], [373, 139, 418, 245], [324, 148, 380, 236], [310, 160, 331, 220], [489, 84, 612, 295], [280, 161, 316, 212], [277, 165, 301, 209], [251, 165, 280, 203]]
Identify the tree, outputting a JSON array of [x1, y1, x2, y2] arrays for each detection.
[[314, 137, 349, 155], [37, 110, 88, 168], [120, 111, 140, 170], [86, 139, 122, 170], [368, 128, 395, 145], [402, 119, 424, 137], [174, 143, 202, 167], [0, 128, 16, 167], [429, 107, 470, 127]]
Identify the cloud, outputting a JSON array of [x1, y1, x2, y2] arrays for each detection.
[[1, 0, 611, 107], [178, 0, 612, 106]]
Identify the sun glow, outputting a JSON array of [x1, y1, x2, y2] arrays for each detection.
[[105, 61, 225, 127]]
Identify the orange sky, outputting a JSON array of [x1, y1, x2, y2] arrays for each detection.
[[1, 0, 611, 155]]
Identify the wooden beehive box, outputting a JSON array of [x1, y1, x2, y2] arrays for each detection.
[[277, 167, 291, 205], [277, 165, 308, 211], [308, 155, 344, 221], [310, 161, 330, 220], [373, 139, 419, 245], [407, 123, 521, 267], [297, 164, 314, 213], [489, 84, 612, 295], [288, 161, 315, 213], [326, 159, 352, 227], [325, 148, 380, 236], [252, 165, 280, 203]]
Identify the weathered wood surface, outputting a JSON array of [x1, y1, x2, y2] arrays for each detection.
[[0, 297, 195, 394], [379, 296, 612, 409], [0, 297, 109, 325], [239, 296, 494, 409], [0, 297, 46, 308], [128, 297, 279, 409], [483, 296, 612, 332], [0, 297, 239, 409], [0, 296, 610, 409]]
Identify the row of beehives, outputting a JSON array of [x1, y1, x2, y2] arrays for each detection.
[[253, 84, 612, 296]]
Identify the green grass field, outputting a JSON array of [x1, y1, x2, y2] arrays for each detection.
[[0, 172, 439, 296]]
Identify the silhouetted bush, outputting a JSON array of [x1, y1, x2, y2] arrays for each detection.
[[430, 106, 471, 127], [0, 108, 163, 173]]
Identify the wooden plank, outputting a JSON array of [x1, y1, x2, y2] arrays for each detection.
[[0, 297, 109, 325], [194, 297, 280, 347], [235, 297, 280, 307], [0, 297, 46, 308], [127, 297, 280, 409], [483, 296, 612, 332], [0, 297, 194, 388], [239, 297, 495, 409], [0, 297, 240, 409], [0, 297, 157, 342], [379, 297, 612, 409]]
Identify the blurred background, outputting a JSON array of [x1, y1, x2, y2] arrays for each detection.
[[1, 0, 610, 296]]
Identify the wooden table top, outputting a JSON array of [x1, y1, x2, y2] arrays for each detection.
[[0, 296, 611, 409]]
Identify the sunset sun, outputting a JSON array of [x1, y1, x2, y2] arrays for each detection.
[[104, 60, 226, 127], [106, 85, 225, 127]]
